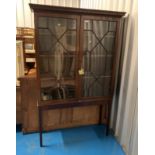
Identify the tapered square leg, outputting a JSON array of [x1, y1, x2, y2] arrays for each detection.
[[38, 108, 43, 147], [106, 125, 109, 136], [40, 131, 43, 147], [106, 102, 111, 136], [99, 105, 103, 124]]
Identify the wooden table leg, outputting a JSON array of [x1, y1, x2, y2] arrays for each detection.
[[106, 102, 111, 136], [38, 108, 43, 147], [99, 105, 103, 124]]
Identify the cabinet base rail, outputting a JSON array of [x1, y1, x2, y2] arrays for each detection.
[[38, 100, 112, 147]]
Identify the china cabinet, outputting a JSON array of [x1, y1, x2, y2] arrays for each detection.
[[30, 4, 126, 146]]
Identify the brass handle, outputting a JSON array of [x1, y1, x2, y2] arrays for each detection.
[[78, 68, 84, 75]]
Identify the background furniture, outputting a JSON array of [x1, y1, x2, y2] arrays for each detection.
[[16, 39, 24, 124], [16, 27, 36, 75], [16, 86, 22, 124], [16, 28, 36, 125]]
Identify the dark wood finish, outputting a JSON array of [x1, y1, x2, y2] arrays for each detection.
[[106, 102, 112, 135], [38, 100, 111, 147], [30, 4, 126, 147], [19, 74, 38, 133], [30, 4, 125, 18], [19, 75, 107, 133], [16, 86, 22, 124], [38, 98, 112, 110]]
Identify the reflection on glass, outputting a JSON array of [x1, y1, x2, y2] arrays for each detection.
[[93, 20, 108, 39], [101, 32, 115, 53], [84, 31, 98, 51], [38, 29, 57, 53], [83, 44, 106, 75], [67, 19, 76, 29], [60, 31, 76, 51], [41, 84, 75, 101], [82, 76, 112, 97], [38, 17, 47, 28], [38, 16, 77, 100], [62, 53, 75, 77], [38, 17, 76, 78], [48, 55, 56, 77], [109, 22, 116, 32], [105, 56, 113, 76], [103, 77, 111, 96], [48, 18, 76, 38], [39, 56, 48, 74], [82, 20, 116, 97], [84, 20, 92, 30]]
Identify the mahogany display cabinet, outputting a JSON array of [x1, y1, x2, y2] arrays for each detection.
[[30, 4, 126, 147]]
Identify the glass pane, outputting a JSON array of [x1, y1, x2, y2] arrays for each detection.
[[41, 86, 60, 100], [67, 19, 76, 29], [49, 44, 64, 79], [83, 44, 106, 75], [62, 53, 75, 78], [38, 17, 47, 28], [105, 56, 113, 76], [93, 20, 109, 39], [82, 75, 112, 97], [48, 45, 76, 78], [82, 20, 116, 97], [109, 22, 116, 32], [103, 77, 111, 96], [101, 32, 115, 53], [37, 16, 77, 101], [82, 75, 94, 97], [38, 29, 57, 53], [48, 18, 66, 38], [84, 20, 92, 30], [84, 31, 98, 52], [41, 84, 76, 101], [48, 55, 56, 77], [60, 31, 76, 51], [48, 18, 76, 38], [39, 56, 48, 74]]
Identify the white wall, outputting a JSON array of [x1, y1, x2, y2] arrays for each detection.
[[16, 0, 80, 27]]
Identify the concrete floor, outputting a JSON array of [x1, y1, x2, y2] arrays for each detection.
[[16, 125, 125, 155]]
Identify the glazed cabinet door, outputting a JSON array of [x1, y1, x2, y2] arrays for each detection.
[[79, 16, 118, 98], [35, 14, 80, 101]]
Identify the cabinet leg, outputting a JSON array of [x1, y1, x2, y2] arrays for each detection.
[[38, 108, 43, 147], [40, 131, 43, 147], [106, 124, 109, 136], [106, 103, 111, 136], [99, 105, 102, 124]]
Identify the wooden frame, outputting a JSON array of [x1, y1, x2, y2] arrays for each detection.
[[30, 4, 126, 147], [38, 99, 112, 147]]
